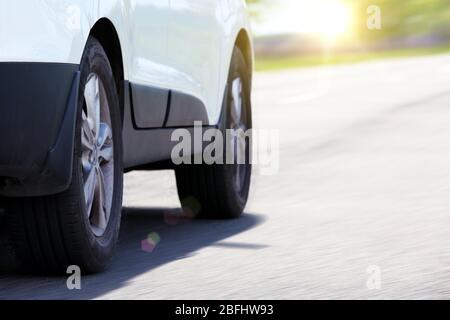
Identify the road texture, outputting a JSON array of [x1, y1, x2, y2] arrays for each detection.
[[2, 54, 450, 299]]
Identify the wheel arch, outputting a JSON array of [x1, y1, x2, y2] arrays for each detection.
[[89, 18, 125, 120], [235, 28, 254, 78]]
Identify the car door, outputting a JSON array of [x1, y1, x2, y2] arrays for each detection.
[[126, 0, 171, 128], [166, 0, 224, 126]]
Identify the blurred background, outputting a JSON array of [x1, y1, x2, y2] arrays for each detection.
[[248, 0, 450, 70]]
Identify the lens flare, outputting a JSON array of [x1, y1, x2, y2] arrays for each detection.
[[254, 0, 354, 41], [314, 1, 353, 40]]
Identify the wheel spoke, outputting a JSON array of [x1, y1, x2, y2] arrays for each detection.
[[97, 123, 112, 148], [83, 166, 97, 218], [81, 156, 94, 177], [231, 78, 243, 126], [81, 111, 95, 151], [97, 123, 113, 163], [94, 167, 108, 232], [99, 145, 113, 164], [84, 75, 100, 139]]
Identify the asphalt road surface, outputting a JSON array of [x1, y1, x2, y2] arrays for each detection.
[[2, 54, 450, 299]]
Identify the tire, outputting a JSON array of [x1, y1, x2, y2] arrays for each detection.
[[5, 36, 123, 274], [175, 47, 252, 219]]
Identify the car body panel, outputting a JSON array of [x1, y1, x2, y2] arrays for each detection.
[[166, 0, 223, 124], [0, 1, 252, 122], [0, 1, 93, 64]]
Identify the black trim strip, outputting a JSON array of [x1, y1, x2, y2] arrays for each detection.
[[162, 90, 172, 128]]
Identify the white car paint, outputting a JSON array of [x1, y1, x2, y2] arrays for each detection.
[[0, 0, 252, 125]]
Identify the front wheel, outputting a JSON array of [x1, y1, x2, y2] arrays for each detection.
[[6, 36, 123, 274], [175, 47, 252, 219]]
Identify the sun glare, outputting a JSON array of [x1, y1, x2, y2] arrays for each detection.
[[291, 0, 353, 40], [315, 2, 353, 39], [256, 0, 354, 41]]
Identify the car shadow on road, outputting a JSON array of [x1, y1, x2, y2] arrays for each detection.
[[0, 207, 265, 299]]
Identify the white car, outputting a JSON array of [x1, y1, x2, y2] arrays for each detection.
[[0, 1, 253, 273]]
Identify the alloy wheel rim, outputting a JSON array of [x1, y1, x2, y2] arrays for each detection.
[[230, 77, 249, 194], [81, 73, 114, 237]]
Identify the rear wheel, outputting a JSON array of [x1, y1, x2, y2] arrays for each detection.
[[5, 36, 123, 274], [175, 47, 252, 219]]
